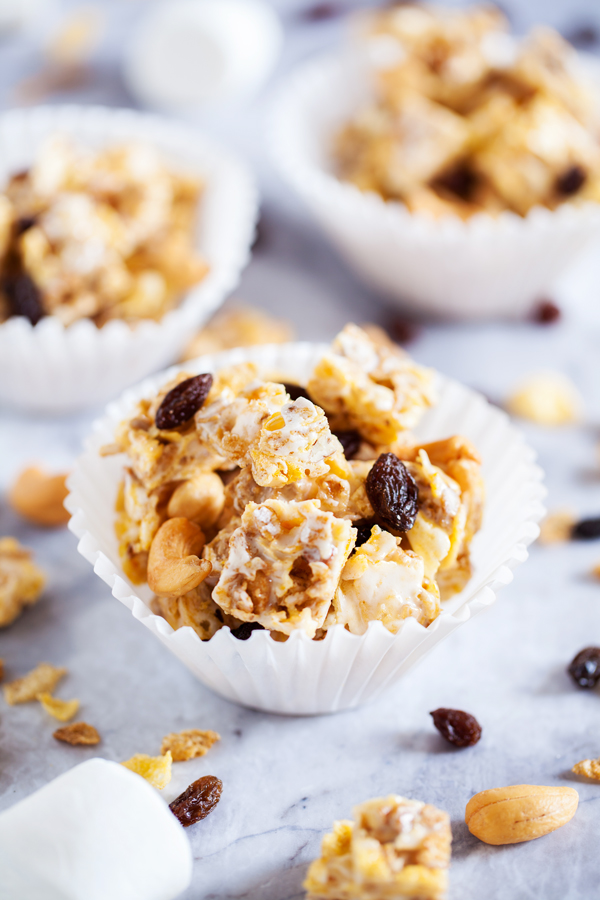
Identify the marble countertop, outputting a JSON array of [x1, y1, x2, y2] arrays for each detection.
[[2, 2, 600, 898]]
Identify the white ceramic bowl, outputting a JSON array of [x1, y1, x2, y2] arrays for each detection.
[[271, 54, 600, 319], [0, 105, 258, 413], [66, 342, 546, 715]]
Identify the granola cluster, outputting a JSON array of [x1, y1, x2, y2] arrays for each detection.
[[335, 4, 600, 218], [304, 795, 452, 900], [112, 324, 484, 641], [0, 136, 208, 326]]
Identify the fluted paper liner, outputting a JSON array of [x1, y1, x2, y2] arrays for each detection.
[[67, 344, 546, 714], [0, 105, 258, 412], [271, 54, 600, 319]]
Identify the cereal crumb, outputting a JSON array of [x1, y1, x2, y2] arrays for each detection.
[[53, 721, 100, 745], [0, 537, 45, 627], [37, 692, 80, 721], [161, 729, 221, 762], [121, 751, 173, 789], [4, 662, 67, 705], [506, 372, 583, 426], [572, 758, 600, 780], [538, 510, 576, 544]]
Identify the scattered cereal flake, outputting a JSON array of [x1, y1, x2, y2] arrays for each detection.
[[161, 729, 221, 762], [37, 692, 80, 722], [181, 302, 293, 361], [4, 663, 67, 705], [304, 795, 451, 900], [121, 751, 173, 789], [54, 722, 100, 745], [506, 372, 583, 426], [46, 7, 104, 65], [572, 758, 600, 780], [538, 509, 576, 544], [0, 537, 45, 628]]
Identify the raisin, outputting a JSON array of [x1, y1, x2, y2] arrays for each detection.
[[155, 373, 213, 430], [4, 273, 45, 324], [435, 164, 478, 201], [169, 775, 222, 827], [366, 453, 419, 533], [531, 299, 561, 324], [334, 429, 361, 460], [571, 517, 600, 540], [354, 520, 375, 549], [387, 316, 420, 345], [565, 24, 598, 48], [283, 383, 312, 403], [430, 708, 482, 748], [568, 647, 600, 689], [300, 3, 343, 21], [231, 622, 265, 641], [556, 165, 586, 196], [15, 216, 36, 235]]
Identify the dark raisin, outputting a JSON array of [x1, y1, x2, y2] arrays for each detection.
[[531, 299, 562, 324], [565, 24, 598, 48], [387, 317, 420, 345], [231, 622, 265, 641], [283, 383, 312, 403], [366, 453, 419, 533], [430, 708, 482, 748], [556, 165, 586, 196], [15, 216, 36, 235], [3, 273, 45, 324], [435, 164, 478, 201], [334, 429, 361, 460], [571, 517, 600, 540], [300, 3, 343, 21], [354, 520, 375, 549], [155, 373, 213, 430], [568, 647, 600, 688], [169, 775, 222, 827]]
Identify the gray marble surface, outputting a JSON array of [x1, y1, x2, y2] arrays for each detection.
[[2, 1, 600, 898]]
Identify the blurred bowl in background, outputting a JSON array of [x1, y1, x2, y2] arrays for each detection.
[[0, 105, 258, 414], [271, 54, 600, 320], [124, 0, 283, 111]]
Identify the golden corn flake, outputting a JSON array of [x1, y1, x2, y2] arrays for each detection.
[[4, 662, 67, 705], [0, 537, 45, 628], [572, 758, 600, 781], [161, 729, 221, 762], [506, 372, 583, 426], [37, 691, 80, 722], [538, 509, 576, 544], [121, 751, 173, 789], [54, 722, 100, 745]]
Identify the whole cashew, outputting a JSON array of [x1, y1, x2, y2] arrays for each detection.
[[167, 472, 225, 530], [8, 466, 70, 527], [147, 517, 211, 597]]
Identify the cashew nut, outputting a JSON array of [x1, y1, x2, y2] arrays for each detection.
[[147, 517, 211, 597], [167, 472, 225, 530], [8, 466, 70, 527]]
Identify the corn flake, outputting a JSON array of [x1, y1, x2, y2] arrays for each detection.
[[121, 751, 173, 789], [37, 691, 80, 721], [506, 372, 583, 426], [54, 722, 100, 745], [4, 662, 67, 705], [572, 758, 600, 781], [161, 729, 221, 762]]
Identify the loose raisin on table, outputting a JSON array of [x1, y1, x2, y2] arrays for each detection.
[[568, 647, 600, 689], [283, 383, 312, 403], [430, 708, 482, 748], [556, 165, 586, 196], [169, 775, 222, 827], [334, 429, 361, 460], [531, 299, 561, 324], [365, 453, 419, 533], [4, 273, 45, 324], [571, 517, 600, 540], [155, 373, 213, 430], [231, 622, 265, 641]]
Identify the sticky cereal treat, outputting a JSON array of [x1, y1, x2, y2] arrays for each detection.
[[121, 751, 173, 789], [4, 662, 66, 705], [308, 324, 435, 445], [304, 795, 451, 900], [0, 537, 45, 627], [0, 136, 208, 326], [211, 499, 355, 637], [161, 729, 220, 762]]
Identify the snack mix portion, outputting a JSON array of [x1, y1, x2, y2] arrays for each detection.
[[0, 538, 45, 628], [334, 4, 600, 218], [111, 324, 484, 642], [0, 136, 208, 326], [304, 794, 452, 900]]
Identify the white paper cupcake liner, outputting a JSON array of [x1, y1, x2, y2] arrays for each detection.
[[0, 105, 258, 413], [270, 54, 600, 319], [66, 343, 545, 715]]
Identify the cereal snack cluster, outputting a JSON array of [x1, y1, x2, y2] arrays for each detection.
[[334, 4, 600, 218], [0, 537, 45, 627], [0, 136, 208, 326], [111, 324, 484, 641], [304, 795, 452, 900]]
